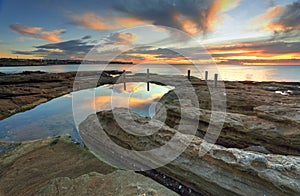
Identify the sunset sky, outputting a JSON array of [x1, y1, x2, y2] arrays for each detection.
[[0, 0, 299, 65]]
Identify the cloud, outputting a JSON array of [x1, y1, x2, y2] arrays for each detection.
[[112, 0, 210, 34], [114, 17, 148, 28], [125, 47, 180, 58], [69, 12, 148, 31], [39, 29, 65, 42], [215, 58, 300, 65], [12, 48, 63, 58], [249, 2, 300, 33], [103, 32, 136, 45], [10, 24, 65, 42], [206, 0, 241, 31], [269, 2, 300, 32], [10, 24, 41, 35], [248, 5, 284, 31], [69, 0, 241, 35], [113, 46, 211, 64], [208, 41, 300, 54], [265, 0, 276, 8], [70, 12, 117, 30], [119, 0, 241, 34], [83, 32, 139, 61], [13, 36, 95, 59], [207, 40, 300, 65], [12, 36, 300, 65], [271, 29, 300, 41]]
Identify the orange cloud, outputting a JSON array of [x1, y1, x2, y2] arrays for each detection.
[[170, 0, 241, 35], [247, 3, 300, 32], [39, 29, 65, 42], [268, 2, 300, 32], [173, 14, 200, 35], [207, 0, 241, 31], [209, 0, 241, 14], [249, 6, 284, 31], [70, 12, 149, 31], [269, 21, 300, 32], [70, 12, 117, 30], [114, 17, 148, 28], [265, 6, 284, 19], [10, 24, 64, 42], [10, 24, 41, 35], [210, 47, 300, 65]]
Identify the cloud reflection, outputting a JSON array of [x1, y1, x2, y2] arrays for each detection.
[[73, 82, 173, 123]]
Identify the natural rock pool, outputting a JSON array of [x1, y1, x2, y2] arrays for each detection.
[[0, 82, 173, 142]]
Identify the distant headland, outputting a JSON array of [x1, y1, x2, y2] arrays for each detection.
[[0, 58, 133, 66]]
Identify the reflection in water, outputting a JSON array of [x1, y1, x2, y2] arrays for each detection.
[[0, 82, 173, 142]]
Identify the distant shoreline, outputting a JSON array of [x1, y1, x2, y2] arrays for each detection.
[[0, 58, 133, 67]]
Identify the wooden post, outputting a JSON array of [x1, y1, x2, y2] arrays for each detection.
[[147, 68, 149, 80], [147, 68, 150, 91], [187, 70, 191, 80], [123, 70, 126, 80], [214, 73, 218, 87], [123, 70, 126, 91], [205, 71, 208, 81], [147, 81, 150, 91]]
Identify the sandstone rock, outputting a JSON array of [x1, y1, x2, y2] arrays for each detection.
[[155, 102, 300, 156], [244, 146, 271, 154], [153, 82, 300, 156], [37, 170, 178, 196], [0, 136, 178, 196], [254, 104, 300, 128], [0, 137, 115, 195], [79, 108, 300, 195]]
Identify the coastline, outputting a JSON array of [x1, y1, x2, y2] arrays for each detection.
[[0, 58, 133, 67], [1, 70, 300, 195]]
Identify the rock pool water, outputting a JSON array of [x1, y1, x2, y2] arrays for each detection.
[[0, 82, 173, 142]]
